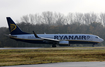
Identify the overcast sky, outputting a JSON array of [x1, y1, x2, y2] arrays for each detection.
[[1, 0, 105, 27]]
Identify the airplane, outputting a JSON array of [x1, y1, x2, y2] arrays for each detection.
[[6, 17, 104, 47]]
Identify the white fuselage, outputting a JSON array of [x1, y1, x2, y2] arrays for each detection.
[[10, 34, 104, 44]]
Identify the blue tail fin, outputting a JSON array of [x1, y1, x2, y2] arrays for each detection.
[[6, 17, 29, 35]]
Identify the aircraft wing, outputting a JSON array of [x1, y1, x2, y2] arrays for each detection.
[[40, 37, 60, 42], [33, 31, 59, 42]]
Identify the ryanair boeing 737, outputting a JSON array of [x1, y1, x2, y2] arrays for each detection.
[[6, 17, 104, 47]]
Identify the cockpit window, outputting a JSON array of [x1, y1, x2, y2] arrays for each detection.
[[95, 37, 99, 39]]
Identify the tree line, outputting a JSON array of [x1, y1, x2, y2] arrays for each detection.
[[0, 11, 105, 47]]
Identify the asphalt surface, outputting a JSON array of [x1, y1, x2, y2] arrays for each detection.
[[0, 47, 40, 49], [3, 62, 105, 67], [0, 47, 105, 50]]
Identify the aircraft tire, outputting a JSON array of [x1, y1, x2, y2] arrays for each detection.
[[92, 44, 95, 47], [52, 44, 56, 47]]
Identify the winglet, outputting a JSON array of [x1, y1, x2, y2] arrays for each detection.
[[33, 31, 39, 38]]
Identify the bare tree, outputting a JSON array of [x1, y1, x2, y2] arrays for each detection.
[[42, 11, 55, 25], [67, 13, 75, 24], [100, 13, 105, 26], [54, 13, 66, 25], [21, 15, 30, 23]]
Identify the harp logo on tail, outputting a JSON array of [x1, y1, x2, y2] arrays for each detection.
[[10, 24, 16, 32]]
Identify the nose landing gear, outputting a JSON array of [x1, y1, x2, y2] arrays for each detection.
[[92, 44, 96, 47]]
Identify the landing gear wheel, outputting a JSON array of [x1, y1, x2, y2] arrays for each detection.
[[92, 44, 95, 47], [52, 44, 56, 47]]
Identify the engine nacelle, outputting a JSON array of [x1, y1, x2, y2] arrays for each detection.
[[59, 41, 70, 46]]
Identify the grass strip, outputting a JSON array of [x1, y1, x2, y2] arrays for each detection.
[[0, 47, 105, 66]]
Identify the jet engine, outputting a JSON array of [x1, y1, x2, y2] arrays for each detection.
[[59, 41, 70, 46]]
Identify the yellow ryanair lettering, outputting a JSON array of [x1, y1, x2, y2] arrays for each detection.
[[10, 24, 16, 32]]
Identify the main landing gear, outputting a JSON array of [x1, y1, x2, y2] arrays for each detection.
[[52, 43, 57, 47], [92, 44, 94, 47], [52, 44, 56, 47]]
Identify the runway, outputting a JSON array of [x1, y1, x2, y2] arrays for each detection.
[[0, 47, 41, 50], [3, 62, 105, 67], [0, 47, 105, 50]]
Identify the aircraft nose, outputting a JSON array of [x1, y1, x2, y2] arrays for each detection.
[[100, 38, 104, 42]]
